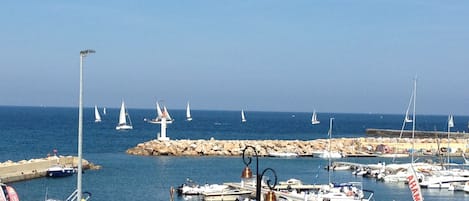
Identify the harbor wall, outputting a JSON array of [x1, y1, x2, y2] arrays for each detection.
[[126, 137, 469, 157], [0, 156, 92, 183], [366, 128, 469, 139]]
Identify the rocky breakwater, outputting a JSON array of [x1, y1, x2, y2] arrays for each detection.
[[126, 137, 469, 157]]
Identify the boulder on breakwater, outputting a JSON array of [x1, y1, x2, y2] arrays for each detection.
[[126, 137, 469, 157]]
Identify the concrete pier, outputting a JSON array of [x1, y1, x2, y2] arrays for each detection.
[[366, 128, 469, 139], [0, 156, 94, 183]]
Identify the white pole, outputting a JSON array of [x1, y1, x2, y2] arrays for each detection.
[[411, 78, 416, 163], [447, 115, 451, 164], [77, 50, 94, 201], [161, 117, 167, 140], [328, 117, 334, 184], [77, 53, 84, 201]]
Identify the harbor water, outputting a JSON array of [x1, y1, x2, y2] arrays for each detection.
[[1, 106, 469, 201]]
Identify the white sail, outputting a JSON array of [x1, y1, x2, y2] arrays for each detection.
[[118, 101, 127, 125], [404, 90, 414, 123], [146, 101, 173, 124], [94, 105, 102, 123], [448, 115, 454, 128], [311, 110, 320, 125], [156, 102, 163, 117], [241, 109, 246, 122], [163, 105, 173, 121], [116, 101, 133, 130], [186, 102, 192, 121], [103, 107, 106, 115], [405, 112, 413, 123]]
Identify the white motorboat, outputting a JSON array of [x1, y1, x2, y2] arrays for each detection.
[[274, 180, 374, 201], [46, 165, 77, 177], [268, 152, 299, 158], [202, 189, 252, 201], [317, 182, 374, 201], [463, 181, 469, 193], [318, 151, 343, 159]]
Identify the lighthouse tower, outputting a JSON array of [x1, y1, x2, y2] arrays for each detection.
[[146, 101, 173, 141]]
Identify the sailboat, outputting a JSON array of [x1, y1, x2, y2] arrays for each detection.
[[146, 101, 173, 124], [403, 91, 414, 124], [241, 109, 247, 123], [94, 105, 101, 123], [383, 79, 425, 184], [318, 118, 342, 159], [115, 101, 133, 130], [384, 84, 415, 160], [103, 107, 106, 115], [311, 110, 320, 125], [186, 102, 192, 121]]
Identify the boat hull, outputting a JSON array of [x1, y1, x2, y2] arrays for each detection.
[[46, 167, 76, 177], [116, 125, 133, 130]]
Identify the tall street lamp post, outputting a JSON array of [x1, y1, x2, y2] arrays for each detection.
[[78, 49, 95, 201]]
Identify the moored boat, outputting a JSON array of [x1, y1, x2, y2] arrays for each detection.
[[46, 165, 77, 177], [202, 189, 252, 201], [268, 152, 299, 158], [1, 183, 20, 201]]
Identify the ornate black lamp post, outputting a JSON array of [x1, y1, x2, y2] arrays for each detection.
[[240, 145, 277, 201]]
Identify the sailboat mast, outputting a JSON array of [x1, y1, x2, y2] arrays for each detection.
[[447, 115, 453, 164], [328, 117, 334, 184], [411, 78, 417, 163]]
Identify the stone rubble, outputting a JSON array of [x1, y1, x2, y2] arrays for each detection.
[[126, 137, 469, 156]]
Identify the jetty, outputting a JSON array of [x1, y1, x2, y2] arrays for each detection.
[[0, 156, 96, 183], [366, 128, 469, 139], [126, 137, 469, 157]]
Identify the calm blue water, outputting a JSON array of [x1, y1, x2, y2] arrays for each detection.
[[1, 106, 469, 201]]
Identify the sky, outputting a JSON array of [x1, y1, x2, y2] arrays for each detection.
[[1, 1, 468, 115]]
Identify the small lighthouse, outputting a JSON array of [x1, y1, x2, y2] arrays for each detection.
[[158, 108, 172, 141], [146, 101, 173, 141]]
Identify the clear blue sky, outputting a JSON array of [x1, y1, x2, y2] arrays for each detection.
[[1, 1, 468, 115]]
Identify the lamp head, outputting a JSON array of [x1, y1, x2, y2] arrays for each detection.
[[80, 49, 96, 56], [241, 166, 253, 179], [265, 191, 276, 201]]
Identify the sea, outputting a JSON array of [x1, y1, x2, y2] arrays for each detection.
[[1, 106, 469, 201]]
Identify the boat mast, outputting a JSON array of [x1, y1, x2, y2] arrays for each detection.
[[328, 117, 334, 184], [393, 85, 415, 163], [447, 115, 453, 164], [411, 78, 416, 163]]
